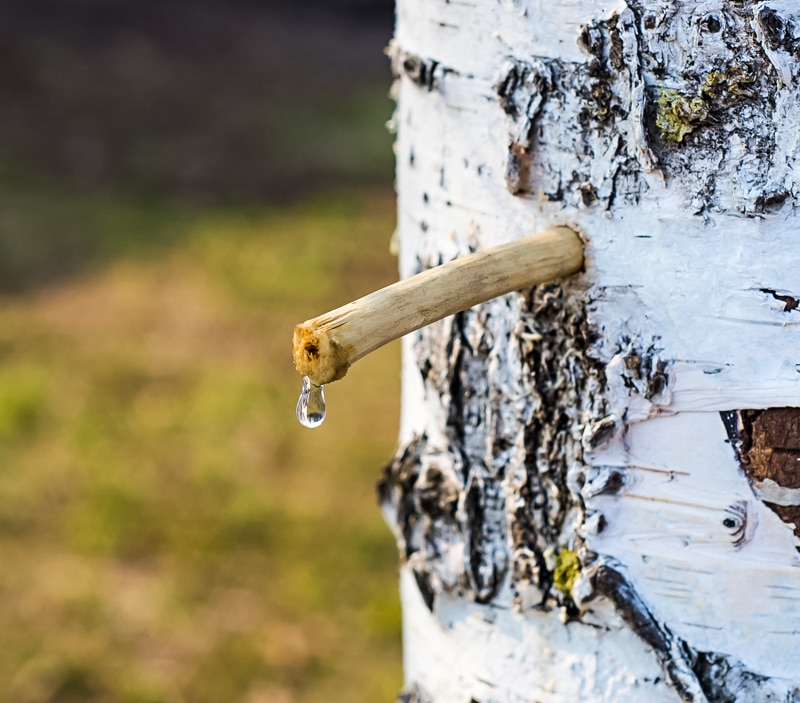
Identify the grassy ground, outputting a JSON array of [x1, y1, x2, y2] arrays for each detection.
[[0, 183, 402, 702]]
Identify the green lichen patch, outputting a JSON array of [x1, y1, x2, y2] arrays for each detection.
[[656, 67, 756, 143], [700, 67, 756, 102], [553, 548, 581, 597], [656, 89, 710, 143]]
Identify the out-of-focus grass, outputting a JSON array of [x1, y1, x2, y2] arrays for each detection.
[[0, 185, 402, 702]]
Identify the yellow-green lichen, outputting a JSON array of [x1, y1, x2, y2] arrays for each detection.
[[655, 89, 709, 142], [553, 548, 581, 597], [656, 67, 756, 143], [700, 67, 755, 101]]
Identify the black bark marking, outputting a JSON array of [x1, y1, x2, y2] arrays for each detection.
[[691, 651, 781, 703], [505, 142, 532, 195], [607, 13, 625, 72], [647, 360, 669, 400], [378, 435, 426, 560], [379, 432, 475, 610], [389, 45, 452, 92], [396, 683, 433, 703], [755, 190, 790, 213], [413, 568, 436, 612], [577, 12, 631, 130], [444, 312, 468, 452], [495, 59, 551, 132], [587, 556, 795, 702], [522, 285, 578, 544], [699, 15, 722, 35], [580, 182, 598, 205], [757, 7, 800, 55], [590, 469, 625, 497], [417, 465, 459, 522], [496, 65, 522, 117], [403, 55, 439, 90], [465, 475, 502, 603], [497, 59, 552, 195], [617, 341, 671, 402], [586, 562, 702, 702], [720, 410, 739, 441], [420, 358, 433, 384], [510, 545, 550, 608], [583, 415, 618, 450], [722, 501, 751, 549], [760, 287, 799, 312], [588, 563, 669, 655]]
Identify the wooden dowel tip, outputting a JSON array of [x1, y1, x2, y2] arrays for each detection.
[[293, 324, 354, 386]]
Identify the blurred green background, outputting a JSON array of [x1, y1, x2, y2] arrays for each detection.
[[0, 0, 401, 700]]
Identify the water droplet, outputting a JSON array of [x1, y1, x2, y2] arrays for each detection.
[[296, 376, 326, 428]]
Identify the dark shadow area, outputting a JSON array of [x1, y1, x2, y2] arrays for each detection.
[[0, 0, 395, 291]]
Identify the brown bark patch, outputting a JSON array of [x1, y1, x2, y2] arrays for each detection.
[[731, 407, 800, 543], [739, 408, 800, 487]]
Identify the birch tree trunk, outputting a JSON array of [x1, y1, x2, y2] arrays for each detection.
[[379, 1, 800, 701]]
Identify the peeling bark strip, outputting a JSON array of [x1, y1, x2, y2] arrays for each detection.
[[391, 0, 800, 700]]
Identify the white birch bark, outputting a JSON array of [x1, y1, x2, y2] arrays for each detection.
[[379, 1, 800, 701]]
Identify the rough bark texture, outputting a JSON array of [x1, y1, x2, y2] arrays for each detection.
[[383, 1, 800, 701], [379, 282, 606, 611]]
